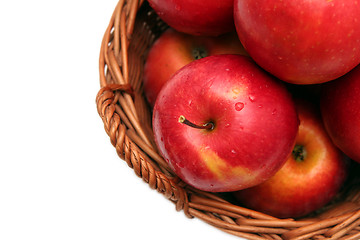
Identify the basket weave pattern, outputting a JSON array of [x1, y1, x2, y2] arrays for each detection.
[[96, 1, 360, 239]]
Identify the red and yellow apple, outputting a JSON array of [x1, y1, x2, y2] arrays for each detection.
[[143, 28, 248, 107], [147, 0, 235, 36], [233, 100, 349, 218], [234, 0, 360, 84], [152, 55, 299, 192], [320, 65, 360, 163]]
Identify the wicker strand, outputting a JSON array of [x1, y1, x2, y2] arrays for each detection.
[[96, 88, 189, 208], [282, 212, 355, 239], [325, 209, 360, 237]]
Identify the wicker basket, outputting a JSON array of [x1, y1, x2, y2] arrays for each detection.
[[96, 1, 360, 239]]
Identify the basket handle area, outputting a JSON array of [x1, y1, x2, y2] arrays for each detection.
[[96, 82, 192, 213], [96, 0, 192, 215]]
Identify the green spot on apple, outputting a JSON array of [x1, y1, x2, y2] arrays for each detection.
[[292, 144, 307, 162], [192, 47, 208, 60]]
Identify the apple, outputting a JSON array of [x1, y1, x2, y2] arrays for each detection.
[[143, 28, 248, 107], [147, 0, 235, 36], [233, 100, 349, 219], [152, 54, 299, 192], [320, 65, 360, 163], [233, 0, 360, 84]]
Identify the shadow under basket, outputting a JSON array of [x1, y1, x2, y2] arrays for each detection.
[[96, 1, 360, 239]]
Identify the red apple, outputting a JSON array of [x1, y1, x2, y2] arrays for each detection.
[[143, 28, 248, 107], [320, 65, 360, 163], [234, 0, 360, 84], [147, 0, 235, 36], [233, 100, 349, 219], [152, 55, 299, 192]]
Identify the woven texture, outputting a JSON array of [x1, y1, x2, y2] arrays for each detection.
[[96, 1, 360, 239]]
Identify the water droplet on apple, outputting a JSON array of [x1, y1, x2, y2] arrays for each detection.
[[272, 109, 277, 115], [249, 95, 256, 102], [235, 102, 244, 111], [231, 149, 237, 154], [188, 100, 192, 106], [224, 123, 231, 128], [225, 68, 230, 71], [258, 104, 263, 108]]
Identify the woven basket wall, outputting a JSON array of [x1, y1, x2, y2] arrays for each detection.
[[96, 1, 360, 239]]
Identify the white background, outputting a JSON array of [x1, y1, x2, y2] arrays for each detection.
[[0, 1, 242, 239]]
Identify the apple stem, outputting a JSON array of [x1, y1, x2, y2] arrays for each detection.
[[178, 115, 214, 130], [292, 145, 307, 162]]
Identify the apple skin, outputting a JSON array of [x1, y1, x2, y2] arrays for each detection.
[[233, 100, 349, 219], [152, 54, 299, 192], [234, 0, 360, 84], [147, 0, 235, 36], [320, 65, 360, 163], [143, 28, 248, 107]]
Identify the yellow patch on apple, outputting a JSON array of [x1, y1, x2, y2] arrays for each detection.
[[199, 146, 253, 182]]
